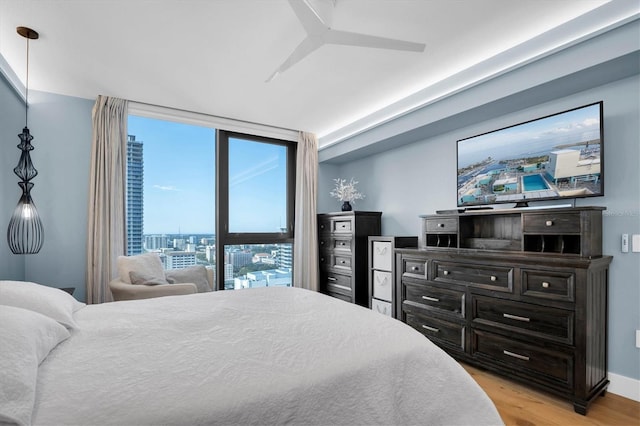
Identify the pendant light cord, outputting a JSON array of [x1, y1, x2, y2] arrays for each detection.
[[25, 37, 30, 127]]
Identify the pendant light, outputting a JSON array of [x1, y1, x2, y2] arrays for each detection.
[[7, 26, 44, 254]]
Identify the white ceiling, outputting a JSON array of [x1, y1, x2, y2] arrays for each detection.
[[0, 0, 636, 147]]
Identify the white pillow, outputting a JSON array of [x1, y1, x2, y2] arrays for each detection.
[[0, 305, 71, 426], [0, 280, 85, 329], [117, 253, 167, 284], [165, 265, 211, 293]]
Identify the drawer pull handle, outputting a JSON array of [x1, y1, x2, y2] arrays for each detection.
[[503, 350, 530, 361], [422, 296, 440, 302], [327, 277, 337, 281], [542, 281, 550, 288], [545, 220, 553, 227], [503, 313, 530, 322], [421, 324, 439, 333], [340, 260, 346, 264], [490, 275, 497, 282], [411, 266, 420, 272], [438, 223, 445, 228], [443, 270, 450, 276]]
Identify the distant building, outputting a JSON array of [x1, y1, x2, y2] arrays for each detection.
[[165, 251, 196, 269], [126, 135, 143, 255], [237, 269, 292, 289], [205, 245, 215, 262], [227, 251, 252, 268], [277, 244, 293, 271], [145, 234, 168, 251]]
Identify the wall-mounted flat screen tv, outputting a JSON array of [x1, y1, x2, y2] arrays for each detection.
[[457, 101, 603, 208]]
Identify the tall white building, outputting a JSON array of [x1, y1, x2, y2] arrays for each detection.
[[165, 251, 196, 269]]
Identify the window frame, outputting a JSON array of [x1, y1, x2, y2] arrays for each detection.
[[215, 129, 297, 290]]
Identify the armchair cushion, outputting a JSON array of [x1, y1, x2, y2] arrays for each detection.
[[109, 279, 197, 301], [117, 253, 167, 285], [129, 271, 168, 286], [165, 265, 211, 293]]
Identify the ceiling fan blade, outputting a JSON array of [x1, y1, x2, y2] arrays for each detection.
[[325, 29, 425, 52], [288, 0, 327, 36], [266, 36, 323, 82]]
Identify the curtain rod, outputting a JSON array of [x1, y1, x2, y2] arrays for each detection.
[[128, 99, 300, 142]]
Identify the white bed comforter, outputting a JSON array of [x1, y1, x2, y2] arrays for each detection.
[[32, 287, 502, 425]]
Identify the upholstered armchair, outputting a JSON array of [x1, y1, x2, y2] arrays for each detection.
[[109, 253, 214, 301]]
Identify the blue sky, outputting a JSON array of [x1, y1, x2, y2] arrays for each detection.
[[458, 103, 601, 167], [128, 115, 287, 235]]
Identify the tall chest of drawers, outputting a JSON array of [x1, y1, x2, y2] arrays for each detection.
[[396, 207, 611, 415], [318, 211, 381, 306]]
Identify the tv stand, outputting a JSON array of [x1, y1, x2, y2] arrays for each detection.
[[396, 206, 611, 414], [465, 206, 494, 211]]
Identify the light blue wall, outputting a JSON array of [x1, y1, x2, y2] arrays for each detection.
[[0, 79, 93, 301], [0, 74, 26, 279], [320, 75, 640, 381], [23, 91, 94, 302], [318, 19, 640, 382]]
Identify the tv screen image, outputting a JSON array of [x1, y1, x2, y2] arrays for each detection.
[[456, 101, 603, 208]]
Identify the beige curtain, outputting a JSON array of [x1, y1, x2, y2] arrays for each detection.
[[86, 96, 128, 304], [293, 131, 319, 291]]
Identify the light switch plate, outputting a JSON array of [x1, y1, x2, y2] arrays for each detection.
[[622, 234, 629, 252], [633, 234, 640, 253]]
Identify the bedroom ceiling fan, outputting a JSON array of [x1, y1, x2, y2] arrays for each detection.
[[266, 0, 426, 82]]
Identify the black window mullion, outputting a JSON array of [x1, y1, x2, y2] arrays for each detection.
[[215, 129, 296, 290]]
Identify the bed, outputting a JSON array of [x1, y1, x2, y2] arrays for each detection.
[[0, 280, 503, 425]]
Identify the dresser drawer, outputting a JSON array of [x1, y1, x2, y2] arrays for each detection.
[[432, 261, 513, 292], [372, 298, 392, 317], [521, 269, 575, 302], [322, 272, 352, 294], [319, 236, 353, 253], [425, 217, 458, 233], [320, 253, 353, 272], [372, 241, 393, 271], [472, 329, 573, 389], [404, 282, 464, 317], [406, 311, 465, 352], [332, 237, 353, 253], [523, 212, 581, 234], [400, 257, 427, 280], [472, 296, 574, 344], [372, 270, 393, 302], [318, 217, 354, 234]]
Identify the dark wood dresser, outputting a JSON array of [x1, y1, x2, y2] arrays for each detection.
[[395, 207, 611, 414], [318, 211, 381, 306]]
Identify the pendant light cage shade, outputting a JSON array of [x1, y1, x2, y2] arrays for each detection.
[[7, 26, 44, 254], [7, 188, 44, 254]]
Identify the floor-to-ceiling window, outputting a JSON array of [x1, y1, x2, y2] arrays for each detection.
[[217, 131, 295, 289], [126, 115, 295, 290]]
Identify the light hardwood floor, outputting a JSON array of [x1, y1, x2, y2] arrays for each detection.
[[462, 363, 640, 426]]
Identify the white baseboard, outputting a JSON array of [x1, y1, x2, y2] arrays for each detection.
[[608, 372, 640, 402]]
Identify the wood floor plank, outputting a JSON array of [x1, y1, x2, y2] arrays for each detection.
[[461, 363, 640, 426]]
